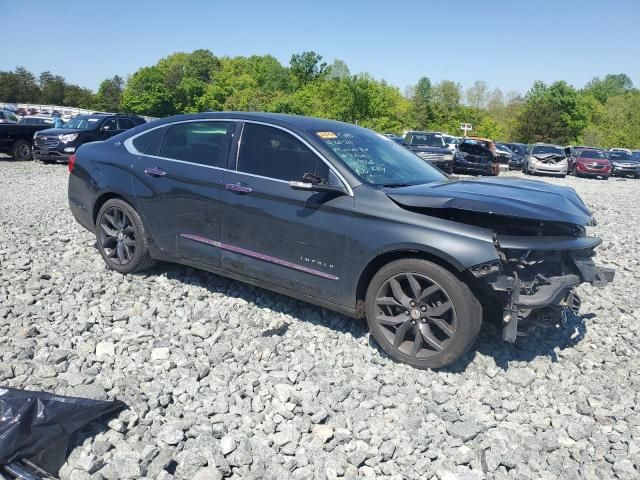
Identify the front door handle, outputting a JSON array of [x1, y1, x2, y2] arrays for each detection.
[[225, 183, 252, 194], [144, 167, 166, 177]]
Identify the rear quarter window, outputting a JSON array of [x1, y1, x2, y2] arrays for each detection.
[[132, 128, 163, 155]]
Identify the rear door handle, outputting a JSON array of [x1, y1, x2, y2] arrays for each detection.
[[144, 167, 166, 177], [225, 183, 253, 194]]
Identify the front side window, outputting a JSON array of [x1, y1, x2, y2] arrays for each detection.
[[159, 121, 231, 167], [237, 124, 329, 182], [102, 118, 118, 131]]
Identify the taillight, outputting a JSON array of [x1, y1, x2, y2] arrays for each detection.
[[68, 154, 76, 173]]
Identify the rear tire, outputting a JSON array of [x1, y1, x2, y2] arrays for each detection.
[[13, 140, 32, 161], [365, 259, 482, 369], [95, 198, 156, 274]]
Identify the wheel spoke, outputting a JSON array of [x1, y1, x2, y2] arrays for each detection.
[[123, 237, 136, 247], [376, 296, 403, 308], [103, 212, 117, 228], [378, 313, 409, 326], [389, 278, 411, 308], [418, 285, 440, 302], [410, 324, 423, 356], [418, 323, 444, 351], [406, 274, 422, 299], [116, 242, 126, 264], [100, 222, 118, 237], [427, 301, 453, 317], [393, 320, 412, 348], [430, 317, 455, 337]]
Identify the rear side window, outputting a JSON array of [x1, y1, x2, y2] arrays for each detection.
[[118, 118, 136, 130], [237, 124, 328, 182], [159, 121, 232, 167]]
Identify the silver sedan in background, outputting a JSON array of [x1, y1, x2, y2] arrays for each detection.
[[524, 143, 568, 177]]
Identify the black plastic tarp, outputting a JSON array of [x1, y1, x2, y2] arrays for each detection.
[[0, 387, 125, 475]]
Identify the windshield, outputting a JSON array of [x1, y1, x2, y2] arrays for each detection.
[[409, 133, 445, 147], [61, 115, 103, 130], [609, 151, 632, 161], [532, 145, 564, 156], [578, 150, 605, 159], [313, 127, 446, 186], [506, 144, 527, 155], [496, 144, 514, 154]]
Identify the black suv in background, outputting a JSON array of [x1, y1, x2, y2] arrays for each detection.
[[402, 131, 454, 173], [33, 114, 145, 163]]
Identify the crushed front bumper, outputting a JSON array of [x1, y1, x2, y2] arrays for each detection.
[[471, 241, 615, 342]]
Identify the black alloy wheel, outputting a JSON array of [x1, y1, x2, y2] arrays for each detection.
[[95, 198, 155, 274], [365, 259, 482, 369], [98, 206, 137, 266], [373, 273, 457, 358]]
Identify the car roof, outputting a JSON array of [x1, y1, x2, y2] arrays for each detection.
[[140, 112, 376, 135]]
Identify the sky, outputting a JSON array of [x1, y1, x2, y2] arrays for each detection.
[[2, 0, 639, 95]]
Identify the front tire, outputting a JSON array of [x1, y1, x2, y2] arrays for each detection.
[[13, 140, 32, 160], [95, 198, 155, 274], [365, 259, 482, 369]]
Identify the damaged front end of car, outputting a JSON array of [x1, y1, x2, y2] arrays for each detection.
[[386, 177, 615, 342], [470, 234, 614, 341]]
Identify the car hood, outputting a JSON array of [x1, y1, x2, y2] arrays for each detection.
[[531, 153, 566, 162], [35, 128, 89, 136], [385, 177, 593, 226]]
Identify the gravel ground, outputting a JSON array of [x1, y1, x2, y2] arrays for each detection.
[[1, 158, 639, 480]]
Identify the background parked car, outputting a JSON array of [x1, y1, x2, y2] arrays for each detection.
[[523, 143, 568, 177], [500, 142, 528, 170], [0, 122, 52, 160], [440, 134, 459, 153], [608, 150, 640, 178], [33, 114, 145, 163], [568, 148, 611, 179], [17, 115, 55, 126], [0, 110, 19, 124], [402, 131, 454, 173], [494, 144, 513, 171], [453, 137, 500, 176]]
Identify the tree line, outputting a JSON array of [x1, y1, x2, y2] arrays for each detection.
[[1, 50, 638, 148]]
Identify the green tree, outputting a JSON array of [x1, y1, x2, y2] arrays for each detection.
[[289, 51, 327, 86], [63, 85, 94, 108], [409, 77, 434, 129], [120, 66, 175, 117], [583, 74, 634, 104], [514, 81, 591, 144], [93, 75, 124, 112], [39, 71, 66, 104], [465, 80, 489, 108]]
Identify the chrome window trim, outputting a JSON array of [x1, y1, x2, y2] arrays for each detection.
[[123, 118, 354, 196]]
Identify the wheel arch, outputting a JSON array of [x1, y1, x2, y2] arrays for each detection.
[[354, 247, 470, 318], [92, 191, 135, 224]]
